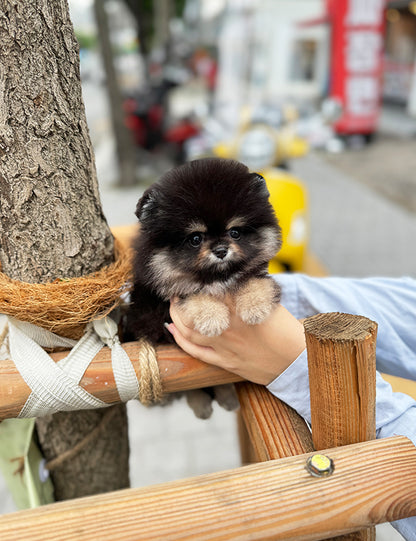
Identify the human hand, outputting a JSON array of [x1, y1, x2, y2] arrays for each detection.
[[167, 297, 306, 386]]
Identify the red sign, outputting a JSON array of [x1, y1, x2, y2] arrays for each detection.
[[326, 0, 386, 134]]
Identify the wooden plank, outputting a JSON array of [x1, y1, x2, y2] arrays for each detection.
[[0, 437, 415, 541], [236, 381, 313, 462], [304, 312, 378, 541], [111, 223, 139, 252], [236, 409, 258, 465], [382, 372, 416, 400], [0, 343, 244, 421]]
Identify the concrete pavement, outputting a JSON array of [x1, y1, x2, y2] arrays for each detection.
[[293, 152, 416, 278]]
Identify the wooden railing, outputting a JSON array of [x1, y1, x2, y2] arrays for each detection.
[[0, 312, 416, 540]]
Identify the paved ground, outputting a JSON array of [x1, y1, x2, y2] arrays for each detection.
[[322, 134, 416, 214], [2, 103, 415, 539], [293, 150, 416, 278], [323, 114, 416, 212]]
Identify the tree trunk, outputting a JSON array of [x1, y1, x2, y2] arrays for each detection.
[[0, 0, 129, 499], [93, 0, 138, 187], [153, 0, 172, 61], [123, 0, 152, 85]]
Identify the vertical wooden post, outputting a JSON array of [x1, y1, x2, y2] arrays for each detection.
[[236, 382, 314, 463], [304, 312, 378, 541]]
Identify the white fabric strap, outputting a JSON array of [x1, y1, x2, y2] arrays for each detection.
[[0, 314, 140, 418], [93, 318, 139, 403]]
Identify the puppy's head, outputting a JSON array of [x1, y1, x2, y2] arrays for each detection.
[[136, 158, 281, 298]]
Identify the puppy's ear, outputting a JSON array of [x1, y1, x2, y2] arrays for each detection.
[[250, 173, 270, 197], [135, 186, 160, 222]]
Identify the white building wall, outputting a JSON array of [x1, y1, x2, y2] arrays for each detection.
[[215, 0, 328, 122], [251, 0, 328, 103]]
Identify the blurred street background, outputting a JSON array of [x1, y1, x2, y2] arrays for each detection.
[[3, 0, 416, 538]]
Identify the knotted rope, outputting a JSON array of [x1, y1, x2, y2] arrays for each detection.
[[137, 339, 164, 405]]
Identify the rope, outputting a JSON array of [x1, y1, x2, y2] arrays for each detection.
[[0, 237, 165, 471], [0, 314, 164, 418], [138, 339, 164, 406], [0, 239, 132, 340], [43, 337, 163, 472]]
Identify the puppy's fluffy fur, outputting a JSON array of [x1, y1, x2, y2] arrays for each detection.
[[125, 158, 282, 344]]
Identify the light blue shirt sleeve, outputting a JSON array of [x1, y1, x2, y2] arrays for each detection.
[[266, 274, 416, 540]]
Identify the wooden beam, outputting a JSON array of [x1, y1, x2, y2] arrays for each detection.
[[0, 342, 244, 421], [236, 381, 313, 462], [382, 372, 416, 400], [0, 437, 415, 541], [304, 312, 378, 541]]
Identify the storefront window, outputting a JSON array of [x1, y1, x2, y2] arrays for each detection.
[[290, 39, 317, 81]]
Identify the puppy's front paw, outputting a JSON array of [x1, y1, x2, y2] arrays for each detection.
[[177, 295, 230, 336], [214, 384, 239, 411], [185, 389, 213, 419], [235, 277, 280, 325]]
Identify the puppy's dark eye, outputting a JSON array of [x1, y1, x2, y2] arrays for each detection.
[[189, 233, 203, 247], [229, 228, 241, 240]]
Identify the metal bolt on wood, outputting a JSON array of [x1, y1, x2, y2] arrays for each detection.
[[306, 454, 334, 477]]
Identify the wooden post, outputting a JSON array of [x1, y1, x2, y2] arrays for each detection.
[[304, 312, 378, 541], [236, 382, 314, 463]]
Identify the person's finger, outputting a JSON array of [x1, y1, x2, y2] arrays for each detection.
[[165, 323, 220, 366], [169, 297, 193, 328], [169, 300, 214, 346]]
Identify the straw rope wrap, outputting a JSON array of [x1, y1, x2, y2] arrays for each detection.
[[0, 241, 133, 340]]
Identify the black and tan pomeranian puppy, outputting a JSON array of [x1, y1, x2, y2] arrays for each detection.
[[125, 157, 282, 347]]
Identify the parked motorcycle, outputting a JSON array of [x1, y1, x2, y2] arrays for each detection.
[[123, 73, 201, 164]]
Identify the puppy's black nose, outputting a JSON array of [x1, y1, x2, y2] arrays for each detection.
[[213, 246, 228, 259]]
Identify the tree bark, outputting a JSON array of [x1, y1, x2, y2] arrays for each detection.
[[123, 0, 151, 59], [0, 0, 114, 281], [0, 0, 129, 499]]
